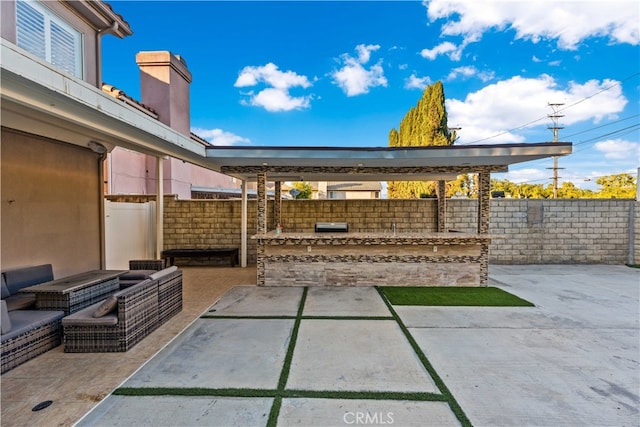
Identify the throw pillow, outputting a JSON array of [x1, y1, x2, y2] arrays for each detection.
[[93, 296, 118, 318], [1, 300, 12, 334], [1, 276, 10, 299]]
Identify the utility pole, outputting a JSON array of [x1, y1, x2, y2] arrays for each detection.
[[547, 103, 565, 199]]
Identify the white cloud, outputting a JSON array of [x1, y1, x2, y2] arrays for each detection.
[[424, 0, 639, 50], [446, 66, 494, 82], [499, 168, 549, 184], [446, 75, 628, 144], [191, 128, 250, 146], [234, 63, 313, 112], [594, 139, 640, 159], [405, 73, 432, 90], [532, 56, 542, 63], [332, 44, 388, 96], [420, 41, 461, 60]]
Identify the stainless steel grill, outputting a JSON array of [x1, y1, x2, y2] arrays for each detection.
[[314, 222, 349, 233]]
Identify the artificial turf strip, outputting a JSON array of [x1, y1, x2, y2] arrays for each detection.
[[200, 315, 297, 319], [113, 388, 275, 398], [380, 286, 534, 307], [266, 286, 308, 427], [375, 287, 472, 427], [285, 389, 446, 402], [113, 387, 445, 401]]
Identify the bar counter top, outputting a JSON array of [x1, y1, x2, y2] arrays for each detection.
[[253, 231, 491, 241]]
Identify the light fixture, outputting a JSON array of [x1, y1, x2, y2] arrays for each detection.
[[88, 141, 107, 154]]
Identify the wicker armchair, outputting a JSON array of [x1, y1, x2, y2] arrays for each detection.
[[62, 279, 159, 352], [62, 268, 182, 352]]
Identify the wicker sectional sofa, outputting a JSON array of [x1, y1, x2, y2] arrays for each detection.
[[62, 267, 182, 352], [1, 264, 64, 374]]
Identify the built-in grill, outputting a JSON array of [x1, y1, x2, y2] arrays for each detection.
[[314, 222, 349, 233]]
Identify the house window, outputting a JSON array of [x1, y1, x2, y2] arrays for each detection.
[[16, 0, 83, 78]]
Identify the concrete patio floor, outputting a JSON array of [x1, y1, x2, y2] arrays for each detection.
[[74, 264, 639, 427], [1, 265, 638, 426], [0, 266, 257, 427]]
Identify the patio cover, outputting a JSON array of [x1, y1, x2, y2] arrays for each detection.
[[1, 40, 573, 267]]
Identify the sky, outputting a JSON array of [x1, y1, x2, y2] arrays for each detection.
[[102, 0, 640, 190]]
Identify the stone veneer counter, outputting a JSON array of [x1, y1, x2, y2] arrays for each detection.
[[252, 232, 491, 287]]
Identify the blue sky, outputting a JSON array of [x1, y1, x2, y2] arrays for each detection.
[[102, 0, 639, 190]]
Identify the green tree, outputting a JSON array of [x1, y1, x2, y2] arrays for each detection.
[[387, 81, 455, 198], [448, 174, 477, 198], [291, 182, 312, 199], [594, 173, 637, 198]]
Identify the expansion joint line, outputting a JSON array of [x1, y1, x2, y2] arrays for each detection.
[[267, 286, 308, 427], [375, 287, 473, 427]]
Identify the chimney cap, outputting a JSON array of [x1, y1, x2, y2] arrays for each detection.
[[136, 51, 192, 83]]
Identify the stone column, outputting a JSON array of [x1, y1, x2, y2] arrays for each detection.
[[257, 172, 267, 233], [274, 181, 282, 228], [477, 172, 491, 234], [436, 180, 447, 232]]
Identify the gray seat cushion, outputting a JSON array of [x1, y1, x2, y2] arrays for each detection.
[[62, 301, 118, 326], [1, 309, 64, 342], [2, 264, 54, 294]]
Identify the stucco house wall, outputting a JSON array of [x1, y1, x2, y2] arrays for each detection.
[[1, 128, 102, 277]]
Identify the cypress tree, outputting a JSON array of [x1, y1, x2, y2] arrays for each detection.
[[387, 81, 454, 198]]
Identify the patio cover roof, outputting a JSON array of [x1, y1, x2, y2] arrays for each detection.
[[1, 40, 572, 184], [207, 143, 572, 182]]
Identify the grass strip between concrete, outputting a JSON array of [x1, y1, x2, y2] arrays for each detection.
[[266, 286, 308, 427], [200, 315, 297, 319], [375, 286, 473, 427], [113, 387, 445, 401]]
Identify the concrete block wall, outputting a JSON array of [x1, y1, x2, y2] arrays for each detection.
[[494, 199, 632, 264], [106, 196, 636, 265], [634, 202, 640, 265], [279, 199, 437, 233]]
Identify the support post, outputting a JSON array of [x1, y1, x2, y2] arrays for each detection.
[[156, 157, 164, 258], [274, 181, 282, 229], [241, 179, 248, 267], [436, 180, 446, 232], [477, 172, 490, 234], [257, 172, 267, 233]]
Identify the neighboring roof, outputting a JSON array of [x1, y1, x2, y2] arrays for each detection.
[[328, 182, 382, 192], [102, 84, 158, 118]]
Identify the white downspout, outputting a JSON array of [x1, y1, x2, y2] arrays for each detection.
[[156, 156, 164, 259], [96, 21, 118, 87]]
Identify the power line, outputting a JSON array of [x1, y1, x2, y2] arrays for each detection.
[[562, 113, 640, 139], [456, 72, 640, 146]]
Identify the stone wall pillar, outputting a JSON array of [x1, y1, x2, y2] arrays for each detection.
[[257, 172, 267, 234], [274, 181, 282, 228], [437, 180, 446, 232], [477, 172, 491, 234]]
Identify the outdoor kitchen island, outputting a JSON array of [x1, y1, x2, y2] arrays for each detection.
[[253, 231, 491, 287]]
